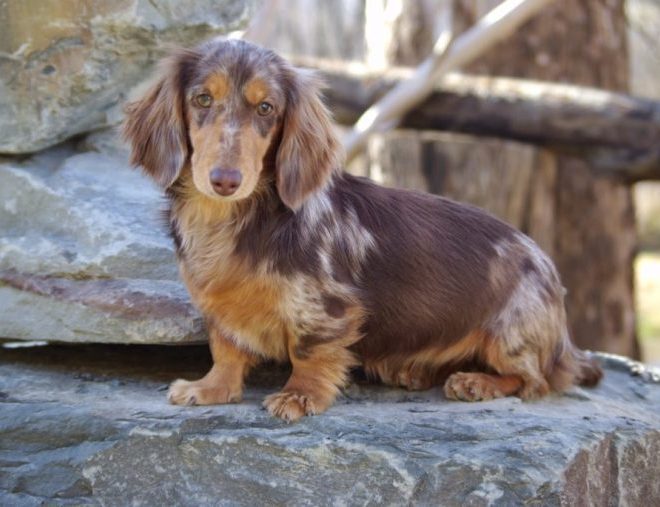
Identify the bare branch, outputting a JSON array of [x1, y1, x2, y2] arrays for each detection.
[[342, 0, 555, 161]]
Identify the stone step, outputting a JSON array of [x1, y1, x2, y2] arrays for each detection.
[[0, 131, 204, 345], [1, 346, 658, 506]]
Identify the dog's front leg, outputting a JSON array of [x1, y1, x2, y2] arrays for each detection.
[[263, 333, 358, 423], [168, 326, 256, 406]]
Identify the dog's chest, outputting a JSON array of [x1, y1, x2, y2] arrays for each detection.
[[178, 224, 333, 360]]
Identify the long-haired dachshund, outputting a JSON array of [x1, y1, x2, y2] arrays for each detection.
[[123, 38, 602, 422]]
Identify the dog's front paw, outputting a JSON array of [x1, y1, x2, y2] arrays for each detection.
[[167, 378, 242, 406], [263, 390, 320, 422]]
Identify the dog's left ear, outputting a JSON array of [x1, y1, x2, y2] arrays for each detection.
[[276, 69, 342, 210]]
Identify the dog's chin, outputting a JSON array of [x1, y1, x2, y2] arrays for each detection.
[[194, 184, 258, 204]]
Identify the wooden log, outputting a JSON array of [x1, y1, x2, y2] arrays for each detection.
[[343, 0, 555, 159], [295, 58, 660, 181]]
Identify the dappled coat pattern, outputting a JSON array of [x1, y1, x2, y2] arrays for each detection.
[[123, 39, 602, 422]]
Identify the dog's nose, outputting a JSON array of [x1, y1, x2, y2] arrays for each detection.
[[209, 168, 242, 196]]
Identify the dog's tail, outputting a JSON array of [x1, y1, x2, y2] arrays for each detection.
[[548, 333, 603, 392], [573, 347, 604, 387]]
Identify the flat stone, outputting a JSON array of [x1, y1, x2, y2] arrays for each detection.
[[0, 130, 203, 344], [0, 275, 203, 344], [0, 348, 658, 505], [0, 0, 258, 154]]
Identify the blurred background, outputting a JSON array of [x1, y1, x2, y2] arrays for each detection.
[[255, 0, 660, 364], [0, 0, 658, 364]]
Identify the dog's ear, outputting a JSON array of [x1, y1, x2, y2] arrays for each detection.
[[123, 50, 196, 189], [276, 69, 342, 210]]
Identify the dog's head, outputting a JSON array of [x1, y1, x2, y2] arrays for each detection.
[[123, 39, 341, 210]]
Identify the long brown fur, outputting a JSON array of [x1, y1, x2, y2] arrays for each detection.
[[123, 39, 602, 422]]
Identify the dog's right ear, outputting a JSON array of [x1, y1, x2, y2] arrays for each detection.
[[123, 50, 197, 188]]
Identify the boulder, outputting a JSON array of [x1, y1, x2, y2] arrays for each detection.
[[0, 130, 204, 344], [0, 0, 258, 154], [0, 348, 658, 505]]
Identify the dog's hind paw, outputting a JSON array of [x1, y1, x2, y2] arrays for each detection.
[[443, 372, 507, 402]]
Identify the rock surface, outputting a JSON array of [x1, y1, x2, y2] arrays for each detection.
[[0, 0, 258, 154], [0, 130, 204, 344], [0, 347, 658, 506]]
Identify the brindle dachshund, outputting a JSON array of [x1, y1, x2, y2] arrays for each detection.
[[123, 38, 602, 422]]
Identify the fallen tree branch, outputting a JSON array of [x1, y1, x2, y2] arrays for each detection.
[[342, 0, 554, 160], [293, 57, 660, 182]]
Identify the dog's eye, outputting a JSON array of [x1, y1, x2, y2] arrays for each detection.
[[257, 101, 273, 116], [195, 93, 213, 108]]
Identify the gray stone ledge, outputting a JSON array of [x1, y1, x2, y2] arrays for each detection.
[[0, 130, 205, 345], [0, 346, 658, 506]]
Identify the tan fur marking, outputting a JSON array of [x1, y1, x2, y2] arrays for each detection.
[[204, 72, 229, 100], [179, 260, 289, 361], [171, 179, 290, 361], [481, 338, 551, 399], [174, 175, 236, 227], [244, 78, 270, 105], [187, 104, 276, 201], [202, 269, 289, 360]]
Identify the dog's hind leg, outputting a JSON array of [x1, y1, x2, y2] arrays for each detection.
[[443, 310, 560, 401], [363, 356, 435, 391], [444, 266, 567, 402], [442, 342, 550, 402]]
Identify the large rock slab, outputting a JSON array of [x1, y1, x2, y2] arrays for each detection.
[[0, 348, 658, 506], [0, 131, 203, 344], [0, 0, 258, 154]]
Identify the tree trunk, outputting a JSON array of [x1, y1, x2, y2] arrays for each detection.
[[460, 0, 638, 357]]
